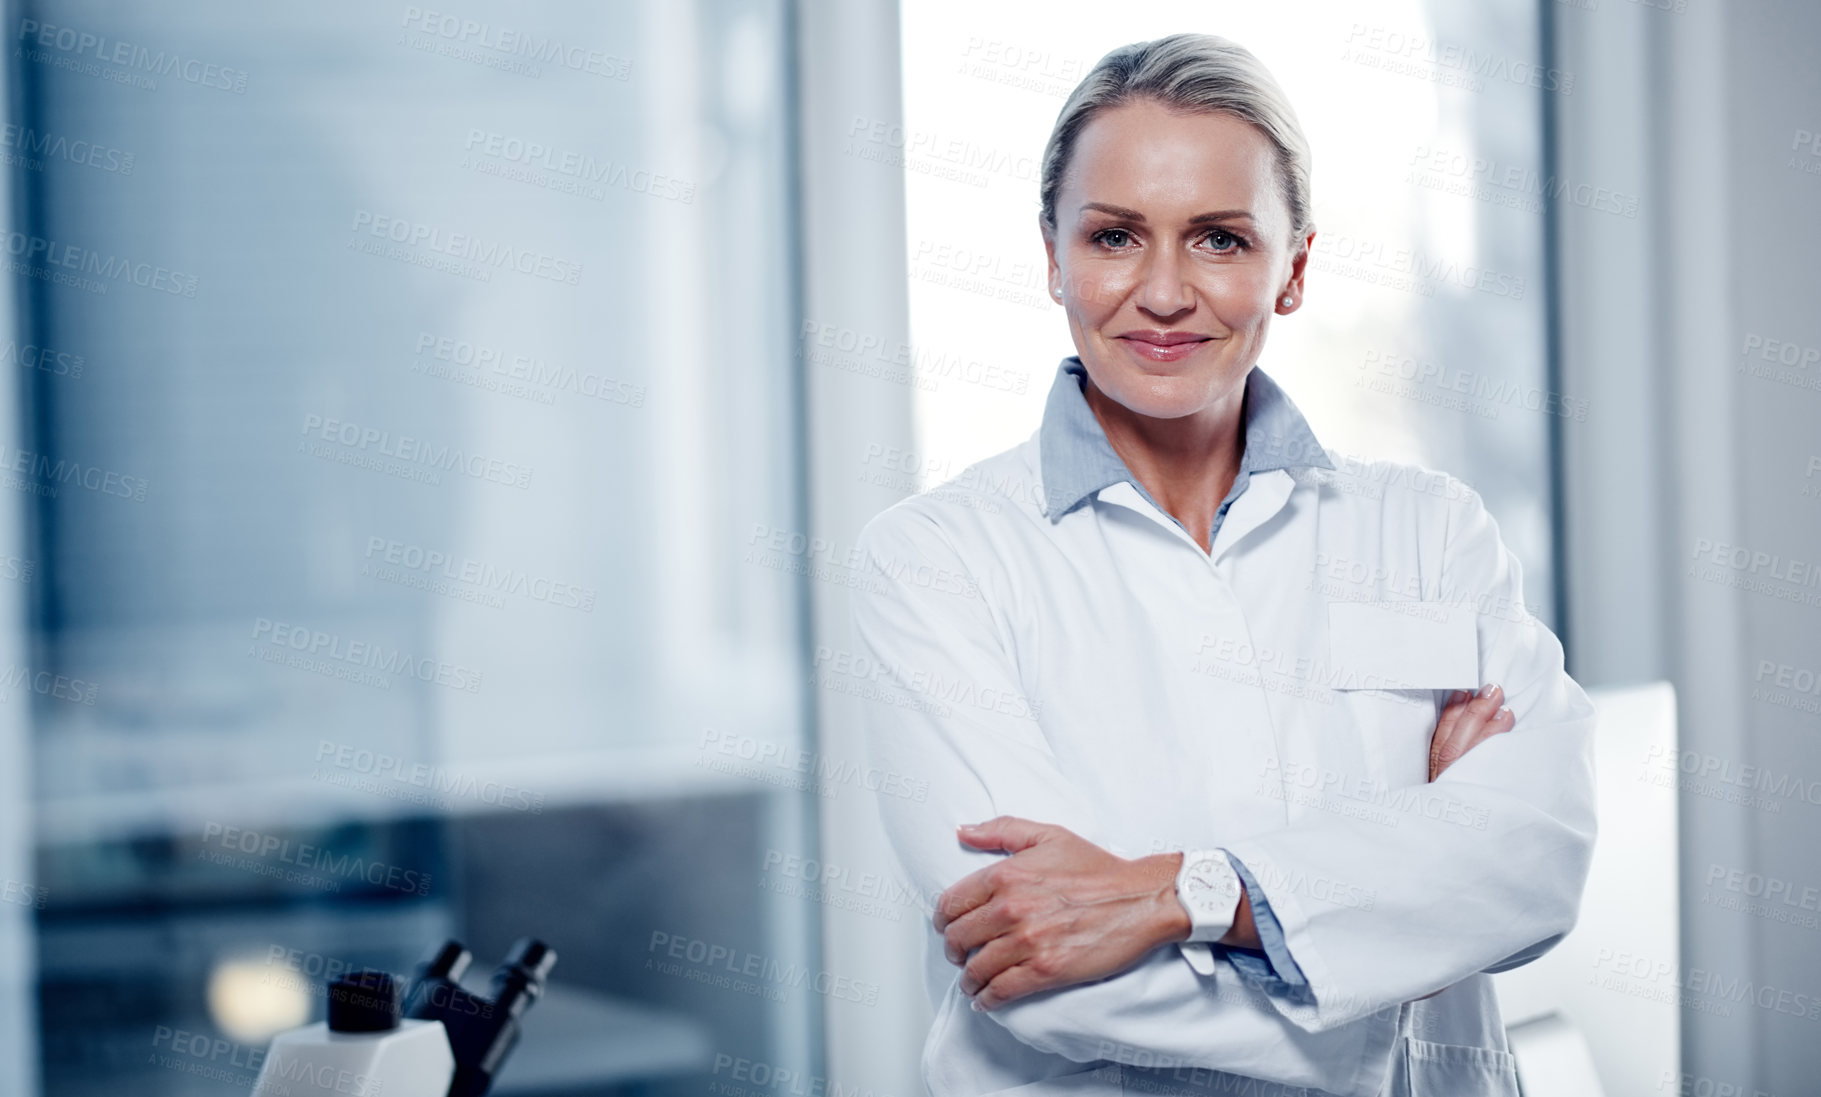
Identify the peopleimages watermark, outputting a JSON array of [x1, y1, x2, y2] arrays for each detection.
[[462, 128, 693, 203], [800, 320, 1030, 395], [198, 822, 434, 896], [314, 738, 546, 813], [813, 644, 1043, 722], [645, 930, 880, 1006], [697, 727, 931, 802], [0, 661, 99, 706], [1258, 756, 1491, 832], [1341, 24, 1574, 95], [1405, 144, 1637, 218], [0, 339, 84, 379], [2, 878, 47, 909], [1687, 537, 1821, 608], [1703, 863, 1821, 931], [908, 238, 1050, 310], [348, 209, 583, 286], [248, 615, 484, 693], [709, 1053, 902, 1097], [15, 18, 249, 93], [953, 36, 1090, 99], [1590, 947, 1820, 1021], [843, 115, 1035, 189], [1, 229, 197, 298], [0, 122, 133, 175], [1310, 232, 1526, 299], [411, 330, 645, 410], [362, 534, 597, 613], [1301, 548, 1542, 627], [1638, 745, 1818, 815], [855, 446, 1022, 517], [398, 6, 631, 81], [1755, 658, 1821, 715], [1356, 348, 1590, 422], [760, 847, 937, 923], [299, 412, 534, 490], [259, 944, 496, 1019], [1657, 1072, 1785, 1097], [148, 1027, 267, 1091], [0, 442, 148, 502], [1789, 127, 1821, 176], [1736, 332, 1820, 393]]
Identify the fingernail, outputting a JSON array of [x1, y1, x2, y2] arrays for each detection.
[[1498, 705, 1513, 720], [971, 999, 985, 1012], [1479, 683, 1500, 699]]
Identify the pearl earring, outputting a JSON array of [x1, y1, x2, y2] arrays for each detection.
[[1281, 295, 1294, 308]]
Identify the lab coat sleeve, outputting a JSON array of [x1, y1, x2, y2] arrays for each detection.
[[1220, 485, 1599, 1033], [848, 504, 1400, 1097]]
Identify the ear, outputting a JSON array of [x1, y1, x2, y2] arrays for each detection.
[[1040, 214, 1063, 303], [1277, 228, 1316, 314]]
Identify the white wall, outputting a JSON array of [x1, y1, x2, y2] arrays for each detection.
[[1555, 1, 1821, 1091], [797, 3, 927, 1094]]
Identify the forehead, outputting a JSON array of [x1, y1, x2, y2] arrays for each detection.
[[1063, 98, 1281, 220]]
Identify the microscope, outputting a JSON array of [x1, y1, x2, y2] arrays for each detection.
[[250, 938, 556, 1097]]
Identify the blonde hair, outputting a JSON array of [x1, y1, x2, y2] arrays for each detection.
[[1039, 33, 1313, 240]]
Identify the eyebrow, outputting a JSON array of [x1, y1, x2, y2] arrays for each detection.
[[1080, 202, 1257, 226]]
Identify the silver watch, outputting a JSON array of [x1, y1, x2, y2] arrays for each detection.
[[1175, 849, 1243, 944]]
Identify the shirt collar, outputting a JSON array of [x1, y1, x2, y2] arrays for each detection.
[[1038, 356, 1334, 521]]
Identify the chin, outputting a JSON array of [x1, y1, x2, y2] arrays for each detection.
[[1094, 366, 1214, 421]]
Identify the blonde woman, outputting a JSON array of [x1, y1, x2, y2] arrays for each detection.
[[851, 33, 1595, 1097]]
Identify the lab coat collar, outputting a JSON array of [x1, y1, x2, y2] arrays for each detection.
[[1037, 356, 1335, 524]]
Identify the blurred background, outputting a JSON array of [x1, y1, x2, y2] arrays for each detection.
[[0, 0, 1812, 1095]]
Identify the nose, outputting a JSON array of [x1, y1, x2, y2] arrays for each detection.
[[1136, 244, 1194, 320]]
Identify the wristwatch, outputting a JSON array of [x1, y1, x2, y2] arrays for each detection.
[[1175, 849, 1244, 944]]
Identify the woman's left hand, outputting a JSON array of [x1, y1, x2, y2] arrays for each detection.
[[934, 817, 1189, 1010]]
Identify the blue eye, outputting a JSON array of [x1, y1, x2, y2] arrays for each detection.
[[1204, 230, 1245, 252], [1093, 228, 1134, 248]]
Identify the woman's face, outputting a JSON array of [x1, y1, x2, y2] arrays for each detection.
[[1042, 98, 1312, 421]]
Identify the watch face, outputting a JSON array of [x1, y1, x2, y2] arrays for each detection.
[[1183, 858, 1240, 913]]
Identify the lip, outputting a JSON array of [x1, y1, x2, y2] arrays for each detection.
[[1116, 330, 1212, 363]]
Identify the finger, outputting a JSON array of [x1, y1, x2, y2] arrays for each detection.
[[960, 933, 1031, 1000], [957, 816, 1057, 854], [1427, 689, 1474, 758], [1451, 705, 1516, 761], [943, 896, 1019, 963], [1437, 684, 1501, 753], [1432, 686, 1506, 777], [973, 959, 1051, 1011], [934, 865, 998, 933]]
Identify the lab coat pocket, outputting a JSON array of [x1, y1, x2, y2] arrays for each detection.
[[1399, 1038, 1519, 1097], [1328, 601, 1479, 788], [1326, 601, 1478, 690]]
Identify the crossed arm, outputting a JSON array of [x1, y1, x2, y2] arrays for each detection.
[[936, 686, 1517, 1011]]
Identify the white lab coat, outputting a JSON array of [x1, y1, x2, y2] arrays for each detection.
[[847, 428, 1597, 1097]]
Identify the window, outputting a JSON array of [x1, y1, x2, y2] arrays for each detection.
[[16, 0, 819, 1091]]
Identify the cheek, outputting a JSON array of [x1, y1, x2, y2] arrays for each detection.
[[1062, 267, 1129, 319], [1202, 268, 1278, 324], [1057, 246, 1139, 314]]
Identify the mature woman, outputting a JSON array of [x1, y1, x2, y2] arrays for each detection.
[[850, 33, 1596, 1097]]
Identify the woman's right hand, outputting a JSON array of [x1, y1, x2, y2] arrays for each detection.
[[1429, 685, 1514, 781]]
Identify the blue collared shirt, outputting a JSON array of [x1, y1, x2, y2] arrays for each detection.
[[1037, 355, 1330, 1004]]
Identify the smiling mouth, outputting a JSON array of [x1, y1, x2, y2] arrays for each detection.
[[1116, 333, 1212, 362]]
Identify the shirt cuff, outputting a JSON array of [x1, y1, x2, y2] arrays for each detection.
[[1219, 853, 1315, 1006]]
